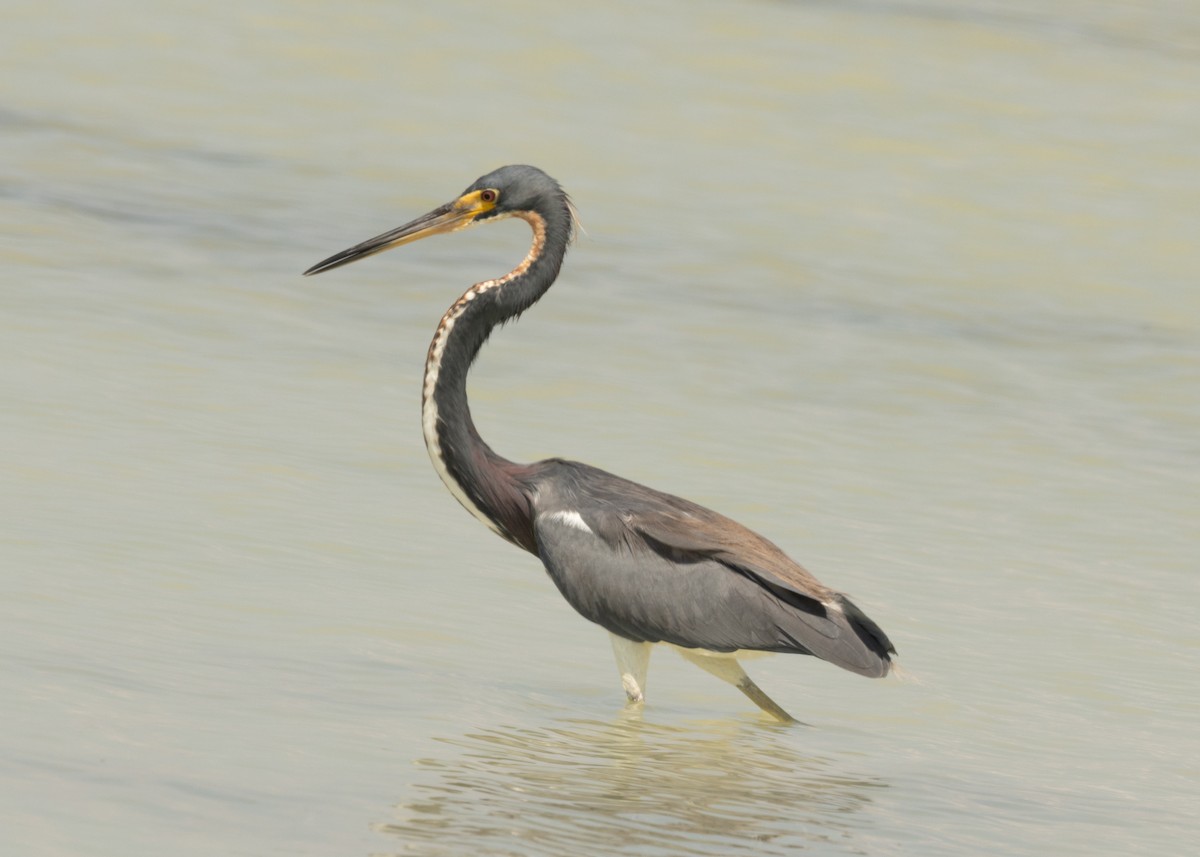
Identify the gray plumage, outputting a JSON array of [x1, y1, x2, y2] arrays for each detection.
[[305, 165, 896, 722], [529, 459, 892, 677]]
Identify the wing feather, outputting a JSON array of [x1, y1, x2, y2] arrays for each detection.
[[528, 460, 895, 675]]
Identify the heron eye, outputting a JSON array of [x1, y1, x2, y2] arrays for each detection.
[[480, 189, 498, 203]]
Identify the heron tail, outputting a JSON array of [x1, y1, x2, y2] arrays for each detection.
[[834, 594, 896, 675]]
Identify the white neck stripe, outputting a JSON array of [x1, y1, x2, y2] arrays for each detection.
[[420, 212, 547, 537]]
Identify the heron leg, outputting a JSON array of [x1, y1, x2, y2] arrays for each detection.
[[609, 634, 651, 704], [676, 649, 797, 724]]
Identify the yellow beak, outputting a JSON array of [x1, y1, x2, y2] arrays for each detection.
[[304, 189, 497, 276]]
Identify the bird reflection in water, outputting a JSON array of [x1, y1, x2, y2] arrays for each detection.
[[375, 711, 887, 856]]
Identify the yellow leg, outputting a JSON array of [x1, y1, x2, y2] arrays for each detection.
[[609, 634, 651, 704], [676, 649, 797, 723]]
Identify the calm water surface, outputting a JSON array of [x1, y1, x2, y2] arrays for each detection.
[[2, 1, 1197, 855]]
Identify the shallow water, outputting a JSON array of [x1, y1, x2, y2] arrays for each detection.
[[2, 1, 1198, 855]]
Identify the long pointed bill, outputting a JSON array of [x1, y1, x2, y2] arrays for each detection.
[[303, 189, 497, 276]]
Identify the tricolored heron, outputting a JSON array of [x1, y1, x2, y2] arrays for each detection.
[[305, 165, 895, 722]]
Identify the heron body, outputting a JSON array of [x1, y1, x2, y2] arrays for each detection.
[[305, 165, 895, 722]]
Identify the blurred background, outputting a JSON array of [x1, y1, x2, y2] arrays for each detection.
[[2, 1, 1197, 855]]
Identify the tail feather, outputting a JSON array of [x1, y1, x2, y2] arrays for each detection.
[[834, 593, 896, 672], [748, 575, 896, 677]]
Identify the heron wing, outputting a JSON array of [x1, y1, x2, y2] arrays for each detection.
[[534, 508, 819, 654], [529, 460, 894, 674], [626, 503, 897, 672]]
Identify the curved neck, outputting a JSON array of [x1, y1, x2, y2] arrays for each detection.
[[421, 208, 572, 551]]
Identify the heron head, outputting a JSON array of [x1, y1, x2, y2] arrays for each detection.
[[304, 165, 572, 276]]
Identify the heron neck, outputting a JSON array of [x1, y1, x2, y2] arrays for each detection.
[[420, 211, 570, 551]]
